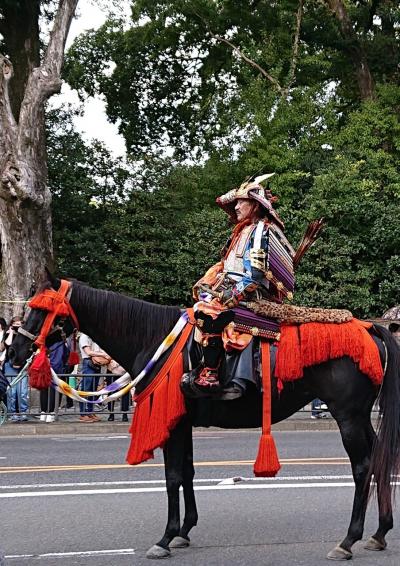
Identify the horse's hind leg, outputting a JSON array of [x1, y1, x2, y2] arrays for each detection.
[[146, 419, 186, 559], [364, 425, 393, 552], [327, 416, 373, 561], [171, 422, 198, 548]]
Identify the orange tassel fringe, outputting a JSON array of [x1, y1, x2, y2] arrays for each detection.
[[275, 319, 383, 385], [126, 315, 193, 465]]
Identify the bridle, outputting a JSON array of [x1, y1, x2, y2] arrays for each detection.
[[18, 322, 69, 345], [19, 279, 79, 349]]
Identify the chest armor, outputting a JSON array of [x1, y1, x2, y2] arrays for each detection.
[[223, 225, 254, 273]]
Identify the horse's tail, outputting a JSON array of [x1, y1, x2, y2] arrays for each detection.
[[367, 325, 400, 513]]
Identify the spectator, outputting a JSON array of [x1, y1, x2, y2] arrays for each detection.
[[39, 337, 70, 423], [106, 359, 129, 422], [0, 316, 28, 422], [78, 333, 111, 422], [63, 334, 78, 410], [311, 398, 328, 420]]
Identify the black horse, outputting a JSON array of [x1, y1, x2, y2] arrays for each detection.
[[10, 273, 400, 561]]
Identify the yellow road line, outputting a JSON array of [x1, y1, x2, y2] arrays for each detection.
[[0, 458, 349, 474]]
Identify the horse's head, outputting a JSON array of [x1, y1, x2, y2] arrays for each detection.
[[9, 270, 76, 368]]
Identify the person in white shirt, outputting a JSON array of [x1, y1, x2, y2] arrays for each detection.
[[78, 333, 110, 423]]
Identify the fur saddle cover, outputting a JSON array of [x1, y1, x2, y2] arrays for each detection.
[[246, 299, 353, 325]]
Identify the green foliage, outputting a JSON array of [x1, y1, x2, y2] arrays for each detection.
[[64, 0, 400, 158], [47, 107, 128, 287], [48, 1, 400, 317], [104, 191, 229, 305]]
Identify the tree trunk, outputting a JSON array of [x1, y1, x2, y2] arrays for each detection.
[[0, 201, 53, 318], [0, 0, 78, 321], [325, 0, 375, 100]]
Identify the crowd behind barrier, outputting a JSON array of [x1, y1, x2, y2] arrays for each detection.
[[0, 322, 131, 423]]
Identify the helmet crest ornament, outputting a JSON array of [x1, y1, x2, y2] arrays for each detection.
[[216, 172, 284, 228]]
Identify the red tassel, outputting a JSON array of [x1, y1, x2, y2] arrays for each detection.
[[127, 396, 152, 464], [254, 434, 281, 477], [29, 294, 55, 311], [254, 341, 281, 477], [28, 349, 52, 390], [68, 351, 80, 366]]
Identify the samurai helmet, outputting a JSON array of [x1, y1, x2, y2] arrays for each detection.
[[216, 173, 284, 229]]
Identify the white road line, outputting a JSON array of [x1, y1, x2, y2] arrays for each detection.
[[0, 475, 355, 490], [51, 436, 129, 441], [0, 482, 362, 498], [5, 548, 135, 559]]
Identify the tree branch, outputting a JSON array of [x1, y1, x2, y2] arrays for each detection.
[[16, 0, 78, 181], [212, 34, 284, 95], [285, 0, 304, 94], [19, 0, 79, 132], [324, 0, 375, 100], [43, 0, 79, 78], [1, 1, 78, 204]]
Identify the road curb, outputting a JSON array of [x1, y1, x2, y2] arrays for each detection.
[[0, 417, 341, 436]]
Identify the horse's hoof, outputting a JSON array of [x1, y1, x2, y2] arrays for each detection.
[[327, 545, 353, 560], [364, 536, 387, 551], [170, 536, 190, 548], [146, 545, 171, 559]]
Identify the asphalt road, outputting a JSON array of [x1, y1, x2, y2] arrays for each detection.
[[0, 430, 399, 566]]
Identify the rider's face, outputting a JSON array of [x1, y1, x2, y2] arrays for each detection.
[[235, 199, 254, 222]]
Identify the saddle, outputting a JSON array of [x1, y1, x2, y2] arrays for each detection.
[[182, 301, 383, 401]]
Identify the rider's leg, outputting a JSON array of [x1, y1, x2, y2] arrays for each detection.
[[194, 310, 234, 388]]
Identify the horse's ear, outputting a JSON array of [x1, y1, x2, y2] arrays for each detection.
[[44, 267, 61, 290]]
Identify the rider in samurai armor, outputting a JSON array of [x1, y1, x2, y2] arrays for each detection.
[[183, 173, 295, 400]]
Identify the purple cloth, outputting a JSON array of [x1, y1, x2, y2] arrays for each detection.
[[232, 306, 280, 336]]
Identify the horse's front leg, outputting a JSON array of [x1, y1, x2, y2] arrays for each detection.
[[327, 416, 373, 561], [146, 419, 186, 559], [170, 420, 198, 548]]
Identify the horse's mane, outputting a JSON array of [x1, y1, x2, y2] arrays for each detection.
[[71, 281, 181, 355]]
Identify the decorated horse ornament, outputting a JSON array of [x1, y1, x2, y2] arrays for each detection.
[[10, 271, 400, 561]]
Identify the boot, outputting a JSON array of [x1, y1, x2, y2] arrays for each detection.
[[181, 310, 235, 398], [194, 366, 220, 388]]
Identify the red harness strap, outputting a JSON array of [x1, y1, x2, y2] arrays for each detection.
[[29, 279, 79, 346]]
